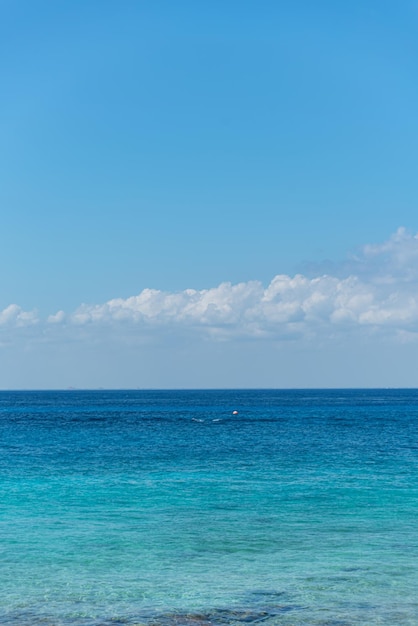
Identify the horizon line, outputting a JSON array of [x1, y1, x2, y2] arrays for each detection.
[[0, 387, 416, 392]]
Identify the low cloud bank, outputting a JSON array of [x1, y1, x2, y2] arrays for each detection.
[[4, 228, 418, 341]]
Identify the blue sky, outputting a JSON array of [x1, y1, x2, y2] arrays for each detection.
[[2, 1, 418, 388]]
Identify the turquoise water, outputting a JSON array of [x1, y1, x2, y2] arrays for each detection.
[[1, 389, 418, 625]]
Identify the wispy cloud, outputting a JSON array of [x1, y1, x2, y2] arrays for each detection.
[[4, 228, 418, 343]]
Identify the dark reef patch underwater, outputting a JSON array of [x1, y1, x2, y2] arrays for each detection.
[[1, 389, 418, 625]]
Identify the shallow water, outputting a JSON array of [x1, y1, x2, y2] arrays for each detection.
[[1, 389, 418, 624]]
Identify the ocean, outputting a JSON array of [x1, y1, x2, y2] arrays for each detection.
[[1, 389, 417, 625]]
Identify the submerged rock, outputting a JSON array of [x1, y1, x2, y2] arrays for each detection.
[[145, 605, 294, 626]]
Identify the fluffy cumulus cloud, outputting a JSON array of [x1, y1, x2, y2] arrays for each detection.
[[64, 270, 418, 340], [0, 304, 38, 327], [3, 228, 418, 343]]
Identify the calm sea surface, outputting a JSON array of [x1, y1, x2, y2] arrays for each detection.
[[1, 389, 418, 625]]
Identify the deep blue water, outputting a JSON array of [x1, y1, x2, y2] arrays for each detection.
[[1, 389, 418, 625]]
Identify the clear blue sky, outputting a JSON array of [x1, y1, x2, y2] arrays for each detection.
[[2, 1, 418, 388]]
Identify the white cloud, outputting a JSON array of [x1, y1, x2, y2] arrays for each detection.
[[5, 228, 418, 389], [47, 310, 65, 324], [4, 229, 418, 343], [0, 304, 38, 327], [353, 226, 418, 282], [40, 228, 414, 342]]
